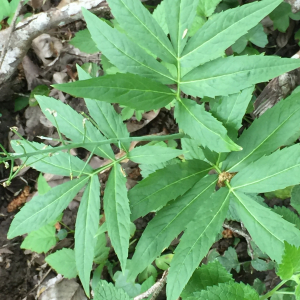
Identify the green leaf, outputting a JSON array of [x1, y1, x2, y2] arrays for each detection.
[[139, 158, 180, 178], [37, 173, 51, 195], [75, 175, 100, 297], [14, 96, 29, 112], [197, 0, 222, 17], [217, 247, 240, 273], [181, 138, 205, 161], [180, 0, 282, 73], [175, 98, 241, 152], [69, 29, 99, 54], [0, 0, 11, 20], [104, 164, 130, 270], [36, 95, 115, 160], [231, 191, 300, 262], [77, 66, 130, 151], [272, 206, 300, 230], [82, 8, 174, 84], [128, 145, 183, 164], [265, 186, 294, 200], [278, 242, 300, 280], [45, 248, 77, 279], [156, 253, 174, 271], [189, 281, 259, 300], [152, 0, 168, 35], [30, 85, 50, 107], [11, 140, 93, 176], [114, 268, 141, 297], [128, 175, 217, 281], [251, 258, 275, 271], [291, 185, 300, 215], [223, 92, 300, 172], [180, 56, 300, 98], [164, 0, 198, 55], [252, 278, 266, 295], [129, 160, 212, 220], [269, 2, 291, 33], [167, 187, 230, 300], [54, 73, 175, 112], [106, 0, 176, 64], [94, 232, 110, 264], [210, 87, 254, 139], [94, 280, 131, 300], [181, 261, 233, 299], [231, 145, 300, 193], [8, 176, 89, 238]]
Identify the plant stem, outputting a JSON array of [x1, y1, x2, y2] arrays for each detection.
[[260, 280, 288, 299]]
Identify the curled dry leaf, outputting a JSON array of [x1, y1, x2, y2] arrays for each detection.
[[222, 229, 234, 239], [7, 185, 30, 212]]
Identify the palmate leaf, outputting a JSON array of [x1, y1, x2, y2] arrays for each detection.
[[187, 281, 259, 300], [54, 73, 176, 112], [175, 98, 241, 152], [231, 191, 300, 262], [167, 188, 230, 300], [180, 56, 300, 98], [8, 176, 89, 239], [94, 280, 131, 300], [152, 0, 168, 35], [77, 66, 130, 151], [223, 92, 300, 172], [104, 164, 130, 271], [129, 160, 212, 220], [75, 175, 100, 297], [128, 175, 217, 281], [128, 145, 183, 164], [231, 144, 300, 193], [106, 0, 176, 64], [11, 140, 93, 176], [36, 95, 114, 160], [164, 0, 198, 56], [210, 87, 254, 140], [180, 0, 282, 73], [82, 8, 174, 85]]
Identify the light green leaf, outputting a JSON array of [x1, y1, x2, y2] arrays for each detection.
[[128, 175, 217, 281], [189, 281, 259, 300], [54, 73, 175, 112], [217, 247, 240, 273], [167, 187, 230, 300], [46, 248, 77, 279], [197, 0, 222, 17], [164, 0, 198, 55], [210, 87, 254, 139], [77, 66, 130, 151], [140, 158, 179, 178], [231, 191, 300, 262], [37, 173, 51, 195], [0, 0, 11, 20], [175, 98, 241, 152], [152, 0, 168, 35], [231, 145, 300, 193], [94, 280, 131, 300], [106, 0, 176, 64], [181, 261, 233, 299], [272, 206, 300, 230], [223, 92, 300, 172], [36, 95, 115, 160], [114, 269, 141, 297], [69, 29, 99, 54], [278, 242, 300, 280], [180, 0, 282, 73], [104, 164, 130, 270], [11, 140, 93, 176], [82, 8, 174, 84], [128, 145, 183, 164], [291, 185, 300, 215], [8, 176, 89, 239], [181, 138, 205, 161], [75, 175, 100, 297], [180, 56, 300, 98], [129, 160, 212, 220]]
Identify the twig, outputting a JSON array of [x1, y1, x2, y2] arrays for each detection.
[[27, 267, 52, 295], [0, 0, 24, 70], [134, 270, 168, 300]]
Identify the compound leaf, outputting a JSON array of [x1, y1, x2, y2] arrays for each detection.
[[94, 280, 131, 300], [231, 191, 300, 262], [180, 0, 282, 73], [129, 160, 212, 220], [55, 73, 175, 112], [11, 140, 93, 176], [197, 0, 222, 17], [45, 248, 77, 279], [82, 8, 174, 84], [75, 175, 100, 297], [36, 95, 114, 160], [180, 56, 300, 98], [104, 164, 130, 271], [152, 0, 168, 35], [231, 145, 300, 193], [181, 138, 206, 161], [175, 98, 241, 152], [128, 175, 217, 281], [8, 176, 89, 239], [223, 92, 300, 172], [106, 0, 176, 64], [167, 187, 230, 300]]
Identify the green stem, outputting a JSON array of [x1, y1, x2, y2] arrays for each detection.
[[260, 280, 288, 300]]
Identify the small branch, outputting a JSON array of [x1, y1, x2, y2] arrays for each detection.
[[134, 270, 168, 300]]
